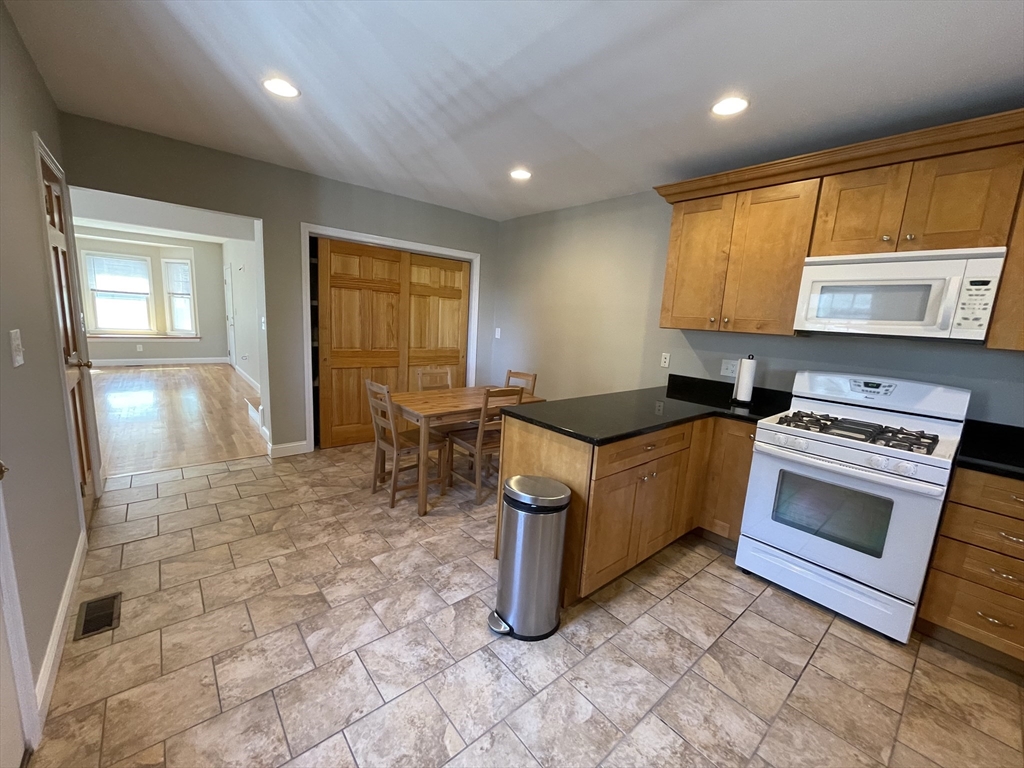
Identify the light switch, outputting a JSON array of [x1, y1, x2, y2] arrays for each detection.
[[136, 344, 144, 352], [495, 328, 501, 339], [261, 317, 266, 330], [9, 329, 24, 367]]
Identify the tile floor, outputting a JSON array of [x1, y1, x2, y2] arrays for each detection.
[[31, 444, 1024, 768]]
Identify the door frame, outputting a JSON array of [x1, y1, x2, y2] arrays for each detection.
[[299, 223, 481, 454], [224, 261, 236, 368]]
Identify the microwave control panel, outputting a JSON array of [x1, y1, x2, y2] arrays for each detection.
[[951, 258, 1004, 340]]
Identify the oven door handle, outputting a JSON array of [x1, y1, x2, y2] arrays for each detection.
[[753, 442, 947, 498]]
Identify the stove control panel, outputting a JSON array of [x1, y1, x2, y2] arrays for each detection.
[[849, 379, 896, 396]]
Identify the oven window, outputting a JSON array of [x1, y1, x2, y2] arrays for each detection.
[[771, 470, 893, 558], [817, 284, 932, 322]]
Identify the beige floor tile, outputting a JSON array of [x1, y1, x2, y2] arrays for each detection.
[[181, 461, 229, 478], [467, 547, 499, 579], [333, 506, 390, 533], [624, 557, 687, 598], [28, 700, 104, 768], [590, 577, 660, 624], [75, 563, 160, 604], [490, 631, 584, 693], [191, 516, 255, 550], [358, 620, 454, 700], [266, 486, 321, 509], [92, 505, 128, 527], [104, 475, 133, 491], [121, 530, 194, 569], [327, 530, 392, 565], [558, 598, 626, 655], [186, 485, 240, 508], [419, 529, 483, 563], [610, 612, 703, 686], [113, 582, 203, 641], [367, 578, 448, 631], [603, 712, 715, 768], [655, 672, 766, 768], [680, 570, 757, 619], [648, 589, 732, 649], [100, 485, 158, 507], [424, 556, 494, 604], [270, 543, 339, 586], [88, 518, 158, 550], [827, 617, 919, 672], [247, 580, 330, 636], [132, 468, 183, 486], [229, 530, 296, 567], [236, 476, 289, 498], [155, 477, 211, 498], [506, 678, 621, 768], [157, 504, 219, 535], [106, 742, 164, 768], [694, 638, 795, 721], [127, 494, 188, 520], [205, 468, 258, 488], [916, 637, 1023, 702], [159, 543, 234, 588], [811, 633, 911, 712], [299, 597, 389, 665], [445, 722, 540, 768], [275, 652, 384, 755], [282, 732, 354, 768], [422, 594, 495, 660], [375, 517, 435, 548], [285, 517, 349, 549], [161, 602, 255, 671], [788, 664, 900, 764], [749, 588, 832, 645], [249, 504, 307, 534], [49, 631, 161, 717], [679, 534, 726, 561], [217, 494, 274, 521], [315, 560, 390, 606], [898, 696, 1023, 768], [63, 616, 112, 659], [889, 742, 942, 768], [371, 543, 441, 581], [703, 555, 767, 596], [566, 642, 668, 731], [757, 705, 877, 768], [164, 692, 289, 768], [653, 541, 713, 578], [723, 610, 817, 680], [226, 456, 271, 471], [101, 659, 221, 766], [909, 658, 1022, 750], [200, 561, 279, 611], [213, 625, 314, 709], [81, 545, 122, 578]]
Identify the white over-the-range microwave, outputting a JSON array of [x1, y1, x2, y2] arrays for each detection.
[[793, 247, 1006, 340]]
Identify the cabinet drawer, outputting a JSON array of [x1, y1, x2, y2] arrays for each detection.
[[593, 423, 691, 480], [919, 569, 1023, 661], [939, 502, 1024, 558], [949, 468, 1024, 520], [932, 536, 1024, 599]]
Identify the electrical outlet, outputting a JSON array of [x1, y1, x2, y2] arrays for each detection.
[[721, 359, 738, 377], [136, 344, 144, 352], [495, 328, 501, 339], [241, 354, 249, 360], [654, 400, 664, 416], [660, 352, 671, 368]]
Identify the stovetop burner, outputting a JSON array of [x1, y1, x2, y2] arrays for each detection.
[[776, 411, 939, 455]]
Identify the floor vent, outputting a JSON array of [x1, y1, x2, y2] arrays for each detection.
[[74, 592, 122, 640]]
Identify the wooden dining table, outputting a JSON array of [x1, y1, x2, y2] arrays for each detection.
[[389, 386, 544, 515]]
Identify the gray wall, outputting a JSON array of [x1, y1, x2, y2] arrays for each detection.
[[493, 190, 1024, 426], [58, 115, 500, 445], [222, 239, 262, 389], [74, 227, 228, 363], [0, 4, 84, 679]]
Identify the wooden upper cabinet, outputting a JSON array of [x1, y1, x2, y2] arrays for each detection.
[[720, 179, 820, 335], [898, 144, 1024, 250], [987, 193, 1024, 351], [810, 163, 912, 256], [660, 195, 736, 330]]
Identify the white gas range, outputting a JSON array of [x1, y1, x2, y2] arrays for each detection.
[[736, 371, 970, 643]]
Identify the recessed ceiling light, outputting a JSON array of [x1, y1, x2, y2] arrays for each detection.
[[712, 96, 749, 116], [263, 78, 300, 98], [510, 168, 532, 180]]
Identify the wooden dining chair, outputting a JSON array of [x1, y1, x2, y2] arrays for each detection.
[[505, 370, 537, 395], [417, 367, 452, 391], [365, 379, 447, 508], [447, 386, 523, 504]]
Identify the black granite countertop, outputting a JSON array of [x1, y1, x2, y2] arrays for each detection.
[[956, 419, 1024, 481], [501, 374, 792, 446]]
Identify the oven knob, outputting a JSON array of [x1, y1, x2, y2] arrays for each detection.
[[792, 437, 808, 451], [775, 433, 790, 447], [893, 461, 917, 476], [868, 455, 888, 470]]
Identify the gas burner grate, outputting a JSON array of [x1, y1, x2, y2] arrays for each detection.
[[871, 427, 939, 455], [776, 412, 940, 455]]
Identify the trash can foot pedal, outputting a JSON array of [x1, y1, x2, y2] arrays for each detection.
[[487, 610, 511, 635]]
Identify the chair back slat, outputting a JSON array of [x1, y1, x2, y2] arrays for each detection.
[[365, 379, 398, 447], [504, 370, 537, 395], [474, 386, 523, 453], [417, 367, 452, 392]]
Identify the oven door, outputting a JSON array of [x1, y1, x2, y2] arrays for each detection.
[[794, 256, 965, 338], [740, 442, 946, 602]]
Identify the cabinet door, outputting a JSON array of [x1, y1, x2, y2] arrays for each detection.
[[988, 194, 1024, 351], [580, 467, 640, 595], [898, 144, 1024, 250], [700, 418, 756, 542], [660, 195, 736, 330], [634, 450, 688, 563], [720, 179, 820, 335], [810, 163, 912, 256]]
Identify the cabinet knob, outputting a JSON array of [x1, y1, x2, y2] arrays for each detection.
[[641, 475, 649, 482], [749, 434, 754, 440], [881, 235, 891, 242], [709, 317, 715, 323], [905, 234, 916, 241], [723, 318, 729, 324]]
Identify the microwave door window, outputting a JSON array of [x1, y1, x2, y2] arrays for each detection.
[[771, 470, 893, 558], [816, 284, 932, 322]]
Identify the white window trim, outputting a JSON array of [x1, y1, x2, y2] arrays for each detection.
[[161, 257, 200, 336], [80, 250, 158, 335]]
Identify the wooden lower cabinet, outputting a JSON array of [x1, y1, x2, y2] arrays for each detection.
[[919, 569, 1023, 660], [700, 418, 756, 541]]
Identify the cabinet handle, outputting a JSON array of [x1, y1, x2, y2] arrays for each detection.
[[989, 568, 1019, 582], [905, 234, 916, 241], [881, 235, 891, 242], [1011, 494, 1023, 504], [644, 445, 656, 451], [976, 611, 1016, 628], [998, 531, 1024, 544]]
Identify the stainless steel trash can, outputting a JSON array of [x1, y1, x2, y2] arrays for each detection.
[[488, 475, 571, 641]]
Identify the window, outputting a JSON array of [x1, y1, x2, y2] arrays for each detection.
[[162, 259, 197, 335], [84, 253, 155, 333]]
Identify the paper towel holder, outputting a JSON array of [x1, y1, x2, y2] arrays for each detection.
[[732, 354, 756, 405]]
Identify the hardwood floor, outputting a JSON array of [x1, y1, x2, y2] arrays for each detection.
[[92, 363, 267, 475]]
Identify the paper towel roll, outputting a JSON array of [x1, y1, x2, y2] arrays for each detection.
[[733, 355, 756, 403]]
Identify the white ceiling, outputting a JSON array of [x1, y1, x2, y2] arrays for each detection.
[[8, 0, 1024, 221]]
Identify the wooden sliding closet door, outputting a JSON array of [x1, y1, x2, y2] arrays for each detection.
[[318, 239, 470, 447]]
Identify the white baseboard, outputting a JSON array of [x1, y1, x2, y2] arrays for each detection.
[[35, 529, 86, 723], [269, 440, 310, 459], [92, 357, 231, 366], [233, 365, 260, 393]]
